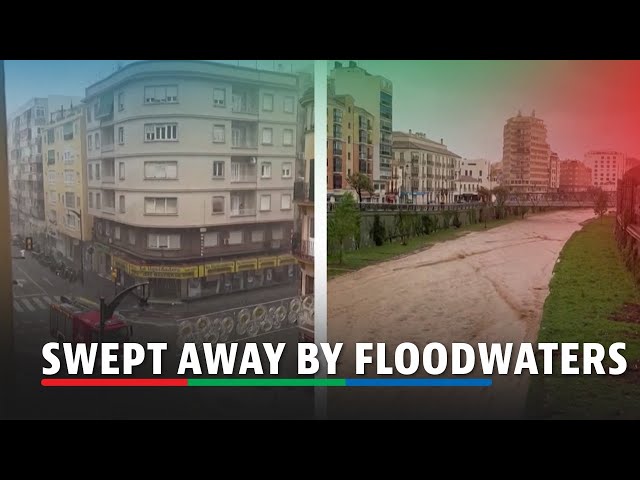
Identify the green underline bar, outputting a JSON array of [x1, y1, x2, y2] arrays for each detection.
[[188, 378, 346, 387]]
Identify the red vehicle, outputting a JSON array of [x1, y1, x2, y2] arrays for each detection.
[[49, 296, 131, 344]]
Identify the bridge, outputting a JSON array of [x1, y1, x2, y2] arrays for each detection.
[[328, 191, 617, 212]]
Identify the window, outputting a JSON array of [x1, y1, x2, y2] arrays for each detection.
[[282, 162, 292, 178], [213, 125, 225, 143], [49, 191, 57, 205], [212, 196, 224, 214], [479, 170, 482, 177], [128, 229, 136, 245], [119, 195, 125, 213], [95, 163, 101, 180], [96, 193, 101, 209], [88, 164, 93, 180], [64, 170, 75, 184], [263, 94, 273, 111], [251, 230, 264, 243], [118, 127, 125, 145], [148, 233, 181, 249], [63, 122, 73, 141], [66, 213, 78, 230], [144, 123, 178, 141], [88, 134, 92, 151], [213, 88, 226, 107], [284, 96, 294, 113], [87, 107, 92, 123], [262, 128, 273, 145], [105, 222, 112, 237], [283, 129, 293, 146], [89, 192, 94, 208], [63, 150, 73, 164], [65, 192, 75, 208], [144, 197, 178, 215], [203, 232, 218, 247], [48, 170, 56, 183], [212, 161, 224, 178], [281, 193, 291, 210], [348, 135, 351, 144], [47, 150, 55, 165], [260, 194, 271, 211], [308, 216, 314, 238], [119, 162, 125, 180], [261, 162, 271, 178], [118, 92, 125, 111], [94, 132, 100, 149], [114, 226, 121, 240], [144, 161, 178, 179], [272, 226, 283, 240], [144, 85, 178, 104], [228, 231, 242, 245], [47, 129, 55, 144]]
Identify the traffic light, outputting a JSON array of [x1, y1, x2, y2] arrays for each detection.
[[25, 237, 33, 251]]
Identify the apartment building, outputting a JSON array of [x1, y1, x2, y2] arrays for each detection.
[[584, 150, 625, 191], [293, 88, 314, 299], [83, 60, 299, 300], [329, 61, 392, 194], [559, 159, 592, 193], [8, 96, 80, 246], [42, 106, 91, 268], [455, 158, 490, 201], [549, 151, 560, 192], [392, 130, 460, 204], [327, 89, 374, 195], [502, 111, 551, 193]]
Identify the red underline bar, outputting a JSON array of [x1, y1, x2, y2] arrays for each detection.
[[41, 378, 188, 387]]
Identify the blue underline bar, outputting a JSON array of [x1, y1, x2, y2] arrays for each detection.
[[345, 378, 492, 387]]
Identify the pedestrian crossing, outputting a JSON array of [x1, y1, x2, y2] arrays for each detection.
[[13, 295, 60, 313]]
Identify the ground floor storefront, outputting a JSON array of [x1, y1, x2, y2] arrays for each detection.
[[95, 244, 298, 301]]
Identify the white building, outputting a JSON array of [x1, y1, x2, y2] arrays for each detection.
[[84, 60, 299, 300], [584, 150, 625, 191], [455, 158, 490, 201]]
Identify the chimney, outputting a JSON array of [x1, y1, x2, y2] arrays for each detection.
[[349, 61, 357, 68], [440, 138, 444, 145], [334, 61, 342, 68]]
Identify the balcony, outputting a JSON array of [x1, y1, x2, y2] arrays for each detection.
[[232, 90, 258, 115], [294, 180, 313, 204], [101, 143, 114, 153], [102, 205, 116, 214], [230, 157, 258, 183], [230, 192, 256, 217], [102, 175, 115, 184], [230, 207, 256, 217], [231, 121, 258, 149], [292, 233, 314, 262]]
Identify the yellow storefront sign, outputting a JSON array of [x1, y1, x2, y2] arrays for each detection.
[[236, 258, 258, 272], [128, 263, 200, 279], [257, 256, 277, 269], [204, 261, 236, 276], [112, 256, 130, 274], [277, 255, 296, 266]]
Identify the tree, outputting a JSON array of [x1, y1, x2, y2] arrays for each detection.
[[594, 188, 608, 222], [477, 186, 492, 228], [370, 214, 386, 246], [328, 194, 361, 264], [492, 186, 509, 220], [347, 172, 374, 204]]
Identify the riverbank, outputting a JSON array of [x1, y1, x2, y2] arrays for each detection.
[[526, 215, 640, 419], [328, 215, 520, 279]]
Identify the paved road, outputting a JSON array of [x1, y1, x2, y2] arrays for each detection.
[[9, 246, 312, 419]]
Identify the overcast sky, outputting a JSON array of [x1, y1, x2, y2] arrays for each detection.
[[4, 60, 313, 115], [332, 60, 640, 162]]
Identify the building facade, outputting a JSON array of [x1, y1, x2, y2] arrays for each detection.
[[549, 151, 560, 192], [392, 130, 460, 204], [293, 88, 314, 301], [584, 150, 625, 191], [83, 60, 299, 300], [502, 111, 551, 193], [8, 96, 80, 247], [559, 159, 592, 192], [327, 89, 374, 196], [456, 158, 490, 201], [329, 61, 392, 193], [42, 106, 92, 268]]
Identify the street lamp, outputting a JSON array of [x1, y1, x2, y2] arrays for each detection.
[[68, 208, 84, 285]]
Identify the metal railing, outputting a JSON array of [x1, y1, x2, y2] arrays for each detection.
[[328, 202, 484, 212], [230, 207, 256, 217], [292, 233, 314, 260], [294, 180, 313, 203]]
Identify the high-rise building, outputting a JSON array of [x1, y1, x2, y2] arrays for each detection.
[[329, 61, 392, 194], [625, 157, 640, 173], [293, 88, 314, 305], [584, 150, 625, 191], [501, 111, 551, 193], [392, 130, 460, 204], [83, 60, 299, 300], [326, 88, 374, 194], [8, 95, 81, 246], [42, 105, 92, 269], [549, 151, 560, 192], [559, 159, 592, 193]]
